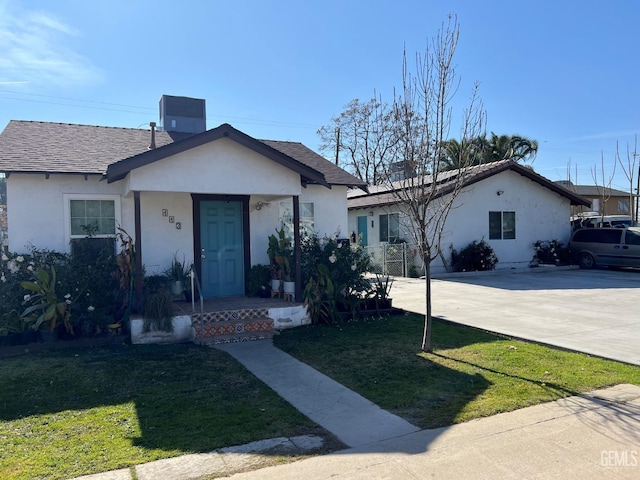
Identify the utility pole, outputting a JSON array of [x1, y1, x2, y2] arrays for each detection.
[[636, 164, 639, 223], [334, 127, 340, 165]]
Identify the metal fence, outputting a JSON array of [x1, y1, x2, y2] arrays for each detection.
[[364, 243, 420, 277]]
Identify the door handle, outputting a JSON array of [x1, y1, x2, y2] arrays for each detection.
[[201, 254, 206, 259]]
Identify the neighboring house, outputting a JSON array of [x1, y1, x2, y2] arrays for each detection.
[[347, 160, 590, 274], [555, 181, 637, 219], [0, 95, 366, 299]]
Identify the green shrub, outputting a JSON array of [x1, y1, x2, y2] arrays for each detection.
[[450, 240, 498, 272], [1, 243, 118, 338], [301, 234, 372, 324], [532, 240, 571, 265], [247, 264, 271, 297]]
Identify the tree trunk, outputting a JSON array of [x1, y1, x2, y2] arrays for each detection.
[[421, 256, 432, 352]]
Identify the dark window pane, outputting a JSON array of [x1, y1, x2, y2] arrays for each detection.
[[503, 211, 516, 240], [389, 213, 400, 242], [380, 214, 389, 242], [626, 230, 640, 245], [489, 211, 502, 240]]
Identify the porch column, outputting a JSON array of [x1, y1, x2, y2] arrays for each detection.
[[293, 195, 302, 301], [134, 191, 143, 303]]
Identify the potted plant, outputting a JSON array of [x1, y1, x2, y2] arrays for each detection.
[[267, 228, 290, 293], [282, 249, 295, 299], [165, 252, 192, 296]]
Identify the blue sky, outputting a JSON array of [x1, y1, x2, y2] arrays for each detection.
[[1, 0, 639, 190]]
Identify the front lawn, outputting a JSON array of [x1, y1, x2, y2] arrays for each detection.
[[0, 343, 331, 480], [274, 314, 640, 428]]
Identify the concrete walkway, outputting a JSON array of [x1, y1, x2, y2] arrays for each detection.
[[215, 340, 421, 447]]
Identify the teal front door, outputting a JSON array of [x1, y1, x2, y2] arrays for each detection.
[[200, 201, 244, 297], [357, 215, 368, 246]]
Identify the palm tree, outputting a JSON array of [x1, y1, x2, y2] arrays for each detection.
[[483, 133, 538, 164], [441, 137, 486, 170]]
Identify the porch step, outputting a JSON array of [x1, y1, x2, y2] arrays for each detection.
[[192, 308, 274, 345]]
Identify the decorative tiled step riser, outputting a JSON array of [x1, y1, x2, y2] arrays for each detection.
[[195, 319, 274, 337], [201, 332, 274, 345], [191, 308, 270, 324], [192, 314, 274, 345]]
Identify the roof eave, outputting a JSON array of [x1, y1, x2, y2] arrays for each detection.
[[106, 124, 333, 187]]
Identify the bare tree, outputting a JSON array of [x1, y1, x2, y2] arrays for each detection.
[[383, 15, 485, 352], [591, 153, 617, 221], [317, 94, 399, 185], [615, 136, 638, 222]]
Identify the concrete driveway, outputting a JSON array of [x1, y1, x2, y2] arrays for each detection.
[[390, 267, 640, 365]]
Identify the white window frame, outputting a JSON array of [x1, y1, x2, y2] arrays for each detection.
[[279, 201, 315, 240], [63, 194, 121, 253]]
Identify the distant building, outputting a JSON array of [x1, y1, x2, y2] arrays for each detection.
[[555, 181, 637, 219]]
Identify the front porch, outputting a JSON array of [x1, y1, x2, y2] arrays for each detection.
[[130, 295, 310, 346]]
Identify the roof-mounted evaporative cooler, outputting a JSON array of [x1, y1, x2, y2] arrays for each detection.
[[158, 95, 206, 133]]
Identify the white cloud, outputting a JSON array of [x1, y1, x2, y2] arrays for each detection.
[[0, 6, 102, 87]]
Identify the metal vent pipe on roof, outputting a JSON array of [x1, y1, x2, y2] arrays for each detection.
[[148, 122, 156, 150]]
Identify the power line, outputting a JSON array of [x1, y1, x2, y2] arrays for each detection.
[[0, 90, 320, 130]]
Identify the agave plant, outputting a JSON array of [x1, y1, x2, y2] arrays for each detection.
[[20, 266, 74, 333]]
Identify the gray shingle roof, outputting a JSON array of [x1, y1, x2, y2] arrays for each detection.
[[0, 120, 367, 189], [0, 120, 191, 175]]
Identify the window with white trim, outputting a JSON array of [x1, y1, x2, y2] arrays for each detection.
[[64, 195, 121, 257], [279, 201, 315, 240], [379, 213, 399, 243], [489, 211, 516, 240]]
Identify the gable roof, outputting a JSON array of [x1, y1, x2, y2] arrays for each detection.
[[0, 120, 367, 190], [348, 159, 590, 208], [555, 182, 633, 198]]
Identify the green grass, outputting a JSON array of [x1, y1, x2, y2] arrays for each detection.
[[274, 314, 640, 429], [0, 343, 329, 480]]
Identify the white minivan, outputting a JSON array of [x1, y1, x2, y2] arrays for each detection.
[[569, 227, 640, 269]]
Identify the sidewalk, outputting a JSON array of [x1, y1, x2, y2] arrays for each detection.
[[215, 339, 421, 447], [222, 383, 640, 479], [73, 382, 640, 480]]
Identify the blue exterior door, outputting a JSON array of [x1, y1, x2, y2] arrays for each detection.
[[357, 215, 368, 246], [200, 201, 244, 297]]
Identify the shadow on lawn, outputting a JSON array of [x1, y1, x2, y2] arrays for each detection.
[[0, 343, 320, 455]]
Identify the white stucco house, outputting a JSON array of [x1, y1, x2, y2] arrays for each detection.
[[347, 160, 590, 274], [0, 95, 366, 300]]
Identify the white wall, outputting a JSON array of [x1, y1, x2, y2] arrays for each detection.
[[348, 170, 574, 273], [249, 185, 350, 266], [443, 171, 572, 271], [127, 138, 302, 196], [6, 174, 130, 253], [7, 169, 350, 274], [139, 191, 194, 275]]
